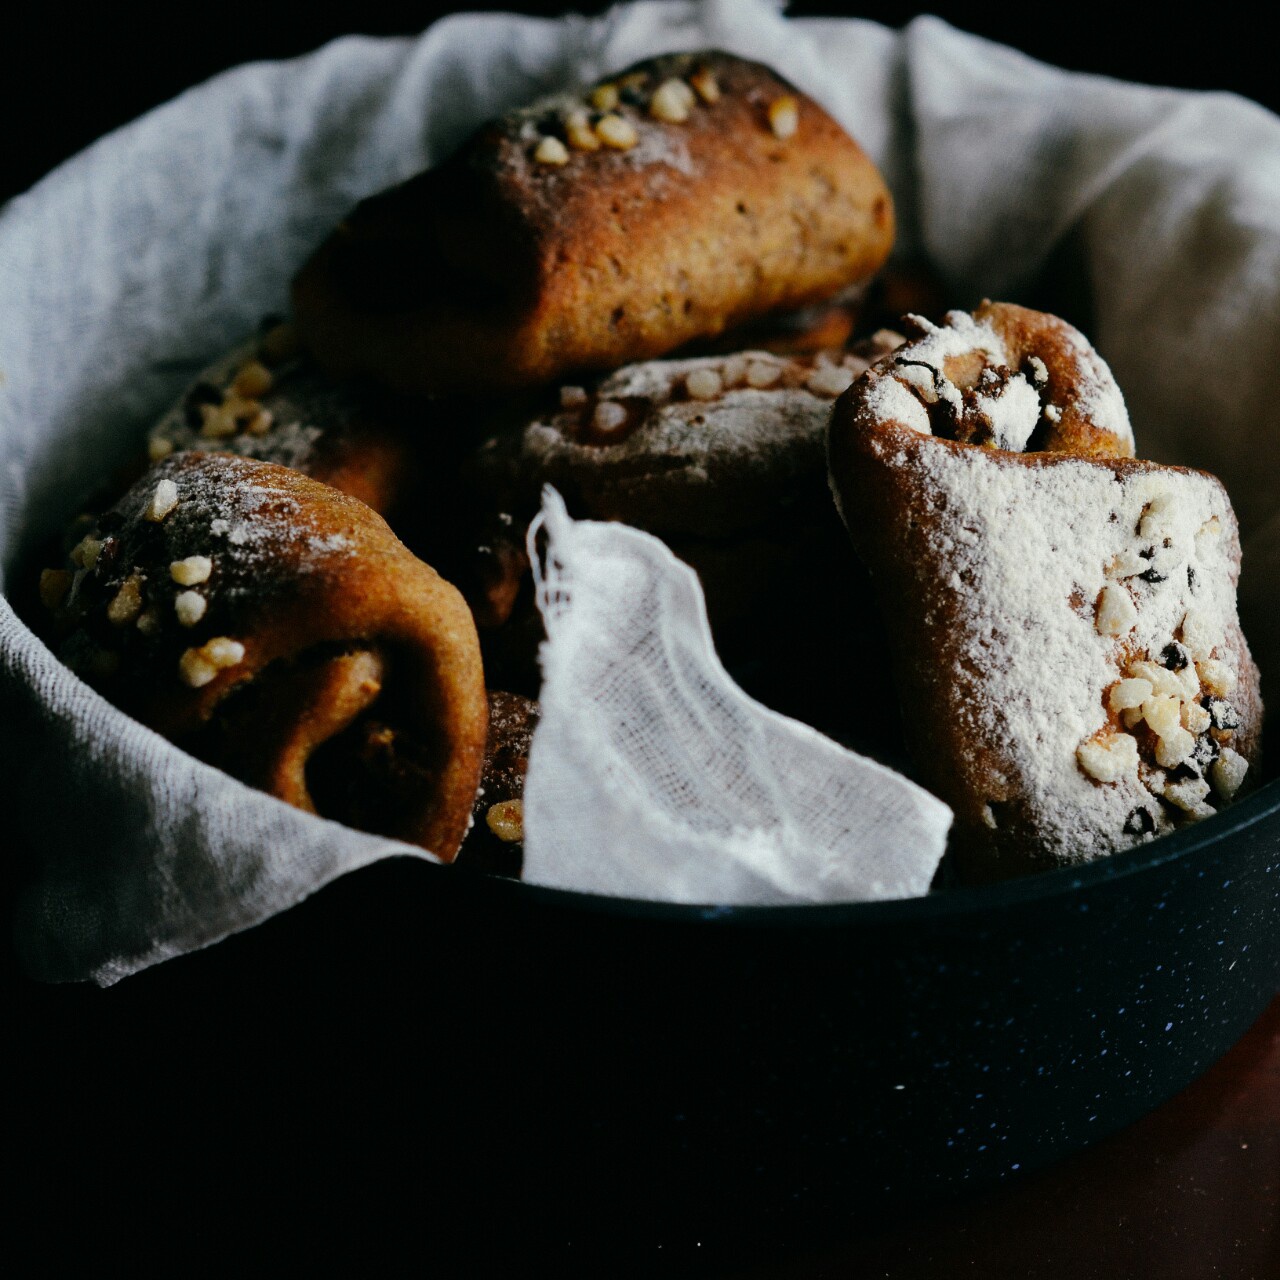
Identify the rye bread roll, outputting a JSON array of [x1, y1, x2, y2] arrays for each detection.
[[39, 452, 488, 859], [292, 50, 894, 397], [828, 303, 1262, 879]]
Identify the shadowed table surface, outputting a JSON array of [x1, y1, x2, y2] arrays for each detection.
[[740, 997, 1278, 1278]]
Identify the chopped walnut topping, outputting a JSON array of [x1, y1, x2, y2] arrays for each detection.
[[1180, 701, 1212, 734], [650, 78, 695, 123], [1141, 694, 1181, 738], [592, 400, 628, 434], [39, 568, 74, 611], [1163, 776, 1211, 812], [1138, 491, 1175, 539], [1210, 748, 1248, 799], [245, 408, 274, 437], [559, 385, 588, 409], [70, 536, 104, 570], [106, 574, 144, 626], [1095, 583, 1137, 636], [145, 479, 179, 522], [685, 368, 723, 400], [1196, 657, 1236, 697], [174, 590, 207, 627], [170, 555, 212, 586], [595, 114, 638, 149], [485, 798, 525, 843], [565, 109, 601, 152], [232, 360, 273, 399], [689, 66, 720, 103], [745, 359, 782, 389], [807, 365, 856, 398], [1126, 659, 1183, 699], [1077, 733, 1139, 783], [1107, 677, 1152, 712], [179, 636, 244, 688], [148, 434, 176, 462], [590, 83, 620, 112], [721, 355, 747, 388], [1153, 725, 1195, 769], [534, 135, 570, 166], [767, 95, 799, 139], [199, 402, 238, 439]]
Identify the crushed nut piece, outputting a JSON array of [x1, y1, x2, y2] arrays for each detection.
[[70, 536, 104, 570], [595, 114, 638, 149], [1164, 776, 1211, 812], [1077, 733, 1139, 783], [565, 109, 601, 152], [1154, 725, 1195, 769], [179, 636, 244, 687], [807, 365, 856, 398], [1196, 657, 1236, 697], [1044, 404, 1062, 422], [1108, 677, 1153, 712], [485, 798, 525, 843], [592, 400, 628, 434], [246, 408, 274, 437], [590, 83, 620, 112], [650, 78, 696, 123], [1027, 355, 1049, 386], [174, 590, 207, 627], [148, 434, 176, 462], [145, 479, 179, 522], [1138, 490, 1175, 539], [170, 555, 213, 586], [534, 135, 570, 166], [106, 574, 144, 626], [1126, 660, 1183, 698], [1210, 748, 1248, 799], [232, 360, 273, 399], [1141, 694, 1181, 738], [136, 607, 162, 636], [39, 568, 74, 611], [199, 402, 238, 439], [721, 355, 747, 388], [767, 95, 799, 139], [745, 360, 782, 389], [1181, 701, 1212, 734], [689, 66, 720, 103], [1095, 583, 1137, 636], [685, 368, 723, 400]]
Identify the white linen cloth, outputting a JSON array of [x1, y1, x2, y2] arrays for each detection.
[[1, 0, 1276, 984]]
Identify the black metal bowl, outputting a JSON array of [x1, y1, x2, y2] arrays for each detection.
[[18, 776, 1278, 1251]]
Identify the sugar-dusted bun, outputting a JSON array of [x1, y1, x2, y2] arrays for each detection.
[[829, 303, 1261, 879], [292, 51, 894, 397], [40, 453, 488, 859]]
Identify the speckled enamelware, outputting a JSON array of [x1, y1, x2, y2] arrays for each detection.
[[24, 776, 1278, 1246]]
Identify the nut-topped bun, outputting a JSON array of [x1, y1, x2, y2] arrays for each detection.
[[292, 50, 894, 397], [829, 303, 1261, 879], [40, 452, 488, 858], [146, 322, 419, 518]]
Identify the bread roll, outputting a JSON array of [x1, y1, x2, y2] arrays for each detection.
[[292, 51, 894, 396]]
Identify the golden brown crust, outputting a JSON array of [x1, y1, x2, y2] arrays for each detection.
[[292, 51, 894, 397], [48, 453, 487, 859]]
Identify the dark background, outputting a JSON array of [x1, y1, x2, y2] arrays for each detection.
[[4, 3, 1276, 204]]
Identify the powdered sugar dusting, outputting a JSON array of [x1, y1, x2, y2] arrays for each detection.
[[914, 444, 1245, 860]]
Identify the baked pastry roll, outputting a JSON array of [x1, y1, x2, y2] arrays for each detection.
[[292, 51, 894, 396], [828, 303, 1262, 877], [147, 322, 417, 517], [39, 453, 487, 858]]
